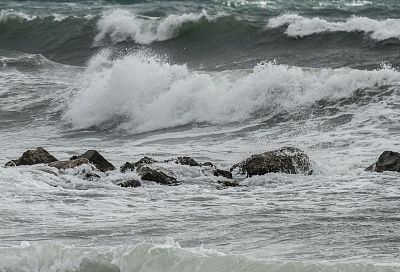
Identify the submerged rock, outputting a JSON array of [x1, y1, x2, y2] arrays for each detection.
[[120, 156, 158, 173], [201, 162, 215, 168], [5, 147, 58, 167], [78, 150, 115, 172], [48, 158, 90, 170], [117, 179, 142, 188], [218, 180, 240, 187], [366, 151, 400, 172], [174, 156, 200, 167], [213, 169, 233, 179], [138, 166, 178, 185], [231, 146, 312, 177]]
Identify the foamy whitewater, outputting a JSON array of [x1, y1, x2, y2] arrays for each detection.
[[1, 0, 400, 271]]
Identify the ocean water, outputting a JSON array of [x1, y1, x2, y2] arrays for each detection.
[[1, 0, 400, 271]]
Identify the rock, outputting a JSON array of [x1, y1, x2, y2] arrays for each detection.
[[201, 162, 215, 168], [366, 151, 400, 172], [213, 169, 233, 179], [69, 155, 79, 160], [48, 158, 90, 170], [5, 147, 57, 167], [117, 179, 142, 188], [84, 172, 101, 180], [138, 166, 178, 185], [218, 180, 240, 187], [232, 146, 312, 177], [79, 150, 115, 172], [120, 156, 157, 173], [174, 156, 200, 167]]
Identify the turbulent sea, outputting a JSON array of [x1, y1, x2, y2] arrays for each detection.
[[1, 0, 400, 271]]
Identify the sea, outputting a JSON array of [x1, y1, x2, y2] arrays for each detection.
[[0, 0, 400, 271]]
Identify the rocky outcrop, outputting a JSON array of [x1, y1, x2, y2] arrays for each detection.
[[174, 156, 200, 167], [48, 158, 90, 170], [213, 169, 233, 179], [120, 156, 157, 173], [366, 151, 400, 172], [117, 179, 142, 188], [78, 150, 115, 172], [231, 147, 312, 177], [137, 166, 178, 185], [5, 147, 58, 167]]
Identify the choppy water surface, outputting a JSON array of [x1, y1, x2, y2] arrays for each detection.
[[0, 0, 400, 271]]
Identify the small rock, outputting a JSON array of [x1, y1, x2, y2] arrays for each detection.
[[174, 156, 200, 167], [84, 172, 101, 180], [201, 162, 215, 168], [117, 179, 142, 188], [213, 169, 233, 179], [5, 147, 57, 167], [48, 158, 90, 170], [366, 151, 400, 172], [69, 155, 79, 160], [231, 146, 312, 177], [120, 156, 157, 173], [79, 150, 115, 172], [138, 166, 178, 185], [218, 180, 240, 187]]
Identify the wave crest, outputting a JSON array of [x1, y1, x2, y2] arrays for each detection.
[[267, 14, 400, 41]]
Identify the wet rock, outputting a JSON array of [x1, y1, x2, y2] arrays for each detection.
[[69, 155, 79, 160], [218, 180, 240, 187], [213, 169, 233, 179], [84, 172, 101, 180], [138, 166, 178, 185], [117, 179, 142, 188], [231, 146, 312, 177], [79, 150, 115, 172], [174, 156, 200, 167], [5, 147, 58, 167], [48, 158, 90, 170], [366, 151, 400, 172], [201, 162, 215, 168], [120, 156, 157, 173]]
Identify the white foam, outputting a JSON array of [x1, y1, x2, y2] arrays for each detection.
[[63, 51, 400, 133], [267, 14, 400, 40], [94, 9, 218, 45], [0, 9, 37, 23]]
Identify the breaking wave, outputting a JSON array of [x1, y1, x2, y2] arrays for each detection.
[[63, 50, 400, 133], [94, 9, 223, 45], [267, 14, 400, 41]]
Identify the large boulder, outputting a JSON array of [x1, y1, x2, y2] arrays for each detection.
[[366, 151, 400, 172], [231, 147, 312, 177], [137, 166, 178, 185], [120, 156, 157, 173], [48, 158, 90, 170], [5, 147, 58, 167], [78, 150, 115, 172]]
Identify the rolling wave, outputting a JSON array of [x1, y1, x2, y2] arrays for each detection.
[[267, 14, 400, 41]]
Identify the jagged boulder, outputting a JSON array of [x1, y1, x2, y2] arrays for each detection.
[[78, 150, 115, 172], [120, 156, 157, 173], [48, 158, 90, 170], [5, 147, 58, 167], [231, 147, 312, 177], [213, 169, 233, 179], [117, 179, 142, 188], [366, 151, 400, 172], [174, 156, 200, 167], [137, 166, 178, 185]]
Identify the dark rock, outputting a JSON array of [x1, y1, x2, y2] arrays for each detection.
[[218, 180, 240, 187], [232, 146, 312, 177], [174, 156, 200, 167], [213, 169, 233, 179], [366, 151, 400, 172], [201, 162, 215, 168], [84, 172, 101, 180], [5, 147, 57, 167], [48, 158, 90, 170], [117, 179, 142, 188], [138, 166, 178, 185], [69, 155, 79, 160], [79, 150, 115, 172], [120, 156, 157, 173]]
